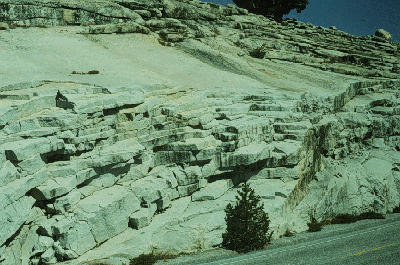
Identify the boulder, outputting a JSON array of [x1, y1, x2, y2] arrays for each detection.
[[192, 179, 233, 201], [0, 168, 48, 210], [1, 138, 53, 161], [57, 221, 96, 256], [31, 236, 55, 257], [0, 196, 35, 247], [56, 90, 144, 114], [17, 154, 46, 176], [129, 202, 158, 229], [375, 29, 392, 41], [0, 160, 19, 187], [129, 175, 172, 204], [294, 157, 400, 222], [53, 189, 82, 213], [75, 185, 141, 244], [220, 142, 273, 167], [80, 22, 151, 34], [0, 22, 9, 30], [31, 175, 78, 201]]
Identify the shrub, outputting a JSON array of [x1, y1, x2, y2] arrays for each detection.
[[129, 251, 159, 265], [306, 209, 322, 232], [331, 213, 359, 224], [393, 205, 400, 213], [357, 211, 385, 220], [319, 219, 333, 227], [232, 0, 309, 23], [283, 229, 294, 237], [193, 223, 207, 253], [249, 43, 267, 59], [221, 180, 273, 254], [71, 70, 99, 75], [128, 249, 183, 265]]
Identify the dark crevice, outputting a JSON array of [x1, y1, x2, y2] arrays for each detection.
[[206, 156, 297, 186], [189, 124, 202, 130], [215, 116, 230, 121], [76, 168, 101, 188], [102, 103, 141, 117], [191, 150, 201, 157], [100, 163, 131, 176], [76, 163, 130, 188], [94, 138, 108, 145], [124, 113, 134, 121], [103, 108, 119, 116], [153, 145, 166, 152], [87, 112, 104, 118], [187, 160, 210, 167], [3, 224, 24, 248], [175, 163, 185, 169], [45, 152, 71, 163], [30, 198, 55, 210], [72, 149, 93, 158], [153, 124, 164, 130]]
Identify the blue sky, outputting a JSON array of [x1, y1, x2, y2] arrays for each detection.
[[200, 0, 400, 43]]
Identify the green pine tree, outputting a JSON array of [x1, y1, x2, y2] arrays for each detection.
[[221, 181, 273, 254]]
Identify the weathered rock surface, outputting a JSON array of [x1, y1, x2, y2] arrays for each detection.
[[0, 0, 399, 264]]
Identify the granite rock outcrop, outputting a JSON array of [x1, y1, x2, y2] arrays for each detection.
[[0, 0, 400, 264]]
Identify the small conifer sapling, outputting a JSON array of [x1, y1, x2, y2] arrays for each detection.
[[221, 181, 273, 254]]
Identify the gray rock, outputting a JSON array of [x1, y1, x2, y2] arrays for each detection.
[[57, 221, 96, 256], [0, 224, 39, 265], [192, 179, 233, 201], [0, 196, 35, 247], [129, 202, 158, 229], [82, 22, 151, 34], [57, 90, 144, 114], [375, 28, 392, 41], [17, 154, 45, 175], [31, 236, 55, 257], [37, 218, 58, 237], [0, 0, 400, 263], [129, 175, 171, 204], [177, 182, 199, 197], [0, 22, 9, 30], [75, 185, 141, 244], [31, 174, 78, 201], [0, 160, 19, 187], [0, 168, 48, 210], [53, 241, 79, 260], [1, 138, 52, 161]]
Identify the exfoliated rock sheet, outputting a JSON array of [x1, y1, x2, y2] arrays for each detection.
[[0, 0, 399, 264]]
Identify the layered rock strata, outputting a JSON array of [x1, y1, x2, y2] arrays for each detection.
[[0, 0, 399, 264]]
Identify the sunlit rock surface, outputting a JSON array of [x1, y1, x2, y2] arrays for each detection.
[[0, 0, 399, 264]]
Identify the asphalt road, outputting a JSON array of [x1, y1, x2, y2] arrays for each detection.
[[197, 213, 400, 265]]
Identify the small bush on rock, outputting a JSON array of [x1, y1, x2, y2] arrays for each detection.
[[221, 180, 273, 254], [129, 251, 159, 265], [249, 43, 267, 58], [357, 211, 385, 220], [392, 204, 400, 213], [283, 229, 295, 237], [306, 209, 322, 232], [129, 249, 184, 265], [331, 213, 359, 224]]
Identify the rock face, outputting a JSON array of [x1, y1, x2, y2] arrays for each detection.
[[0, 0, 399, 264]]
